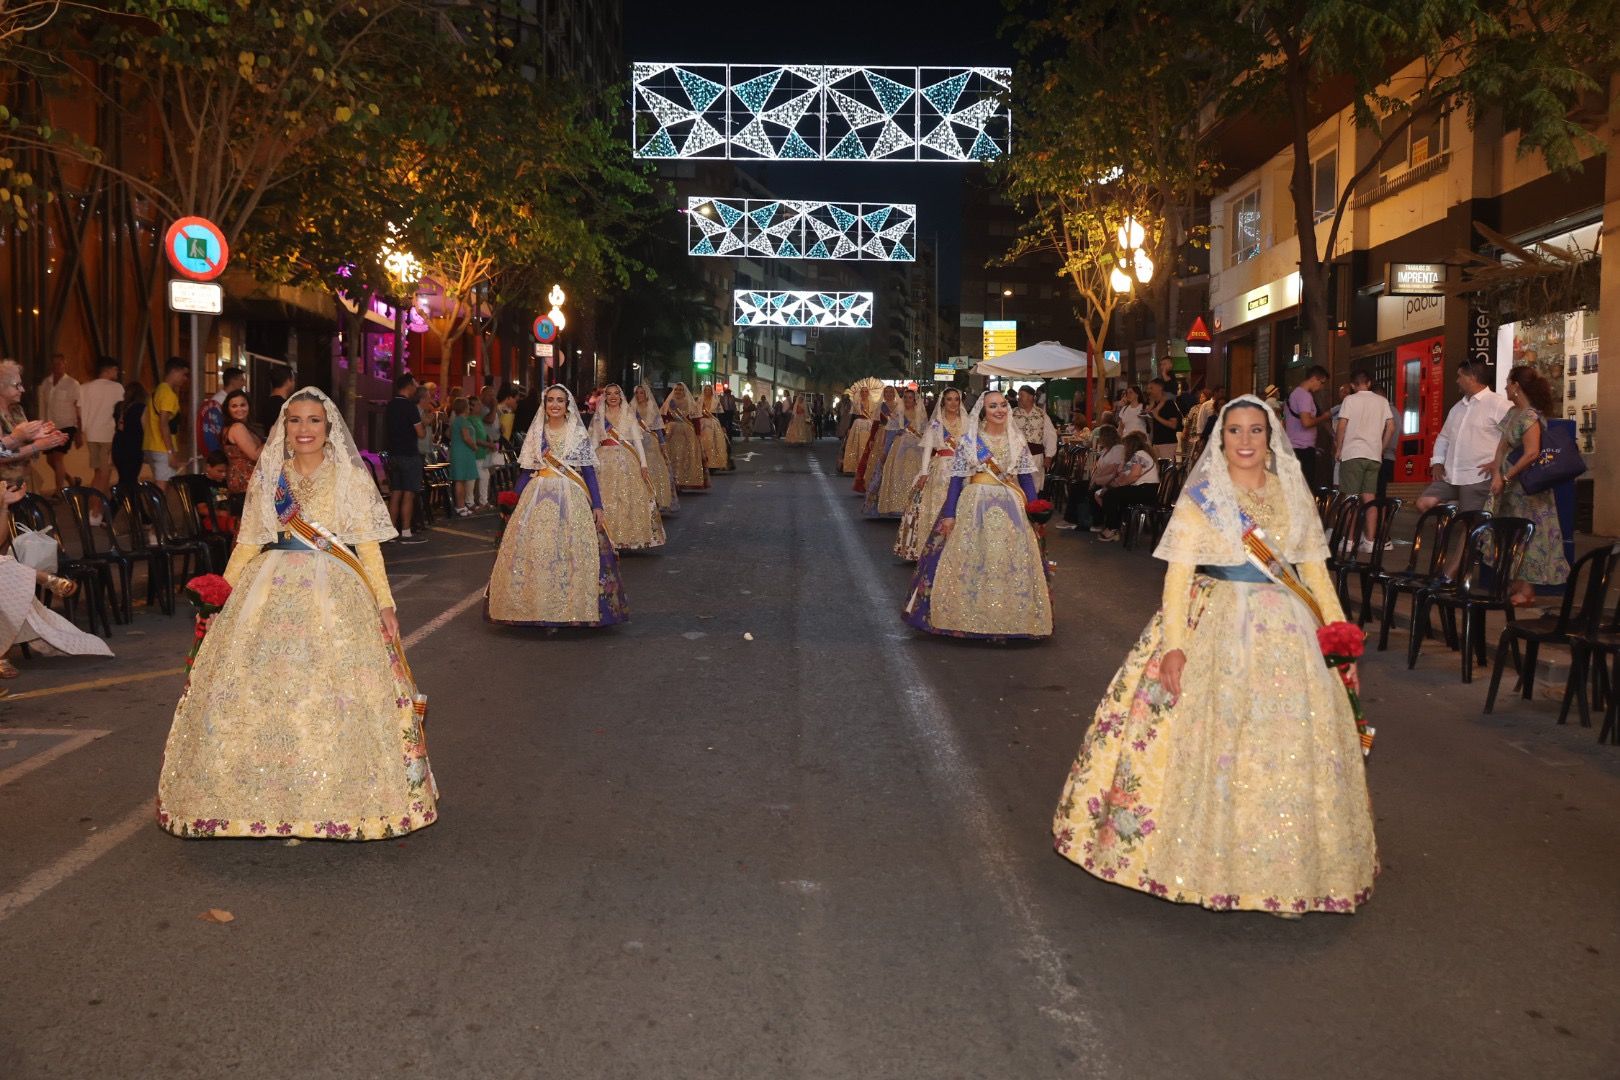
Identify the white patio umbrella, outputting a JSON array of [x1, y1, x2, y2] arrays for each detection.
[[973, 341, 1119, 379]]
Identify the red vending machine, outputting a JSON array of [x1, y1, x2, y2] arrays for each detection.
[[1394, 335, 1446, 483]]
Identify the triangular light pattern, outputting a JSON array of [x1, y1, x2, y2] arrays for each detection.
[[864, 70, 913, 117], [733, 69, 783, 115], [676, 67, 726, 112], [922, 70, 971, 116], [688, 198, 915, 260]]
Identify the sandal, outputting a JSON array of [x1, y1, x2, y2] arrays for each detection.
[[44, 575, 77, 599], [0, 658, 18, 679]]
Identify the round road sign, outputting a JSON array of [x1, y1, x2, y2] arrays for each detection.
[[533, 316, 558, 344], [165, 217, 229, 281]]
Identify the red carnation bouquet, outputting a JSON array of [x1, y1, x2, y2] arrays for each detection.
[[1025, 498, 1054, 524], [496, 489, 519, 528], [183, 573, 232, 670], [1318, 620, 1373, 756]]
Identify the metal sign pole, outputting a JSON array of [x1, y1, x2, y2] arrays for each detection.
[[189, 313, 201, 473]]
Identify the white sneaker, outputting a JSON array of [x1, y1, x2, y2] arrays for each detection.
[[1357, 539, 1375, 554], [401, 528, 413, 538], [89, 514, 104, 528]]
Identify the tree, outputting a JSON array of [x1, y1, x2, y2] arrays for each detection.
[[1234, 0, 1620, 373]]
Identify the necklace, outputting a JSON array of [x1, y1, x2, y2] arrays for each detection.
[[1233, 474, 1283, 535]]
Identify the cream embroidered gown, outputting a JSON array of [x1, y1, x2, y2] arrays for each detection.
[[592, 416, 666, 551], [157, 460, 437, 840], [1051, 476, 1378, 913]]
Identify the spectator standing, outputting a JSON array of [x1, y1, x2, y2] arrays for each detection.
[[1416, 361, 1510, 513], [1144, 378, 1184, 464], [385, 374, 427, 543], [219, 389, 263, 516], [112, 382, 147, 505], [1334, 369, 1395, 551], [1116, 386, 1149, 438], [78, 358, 124, 505], [495, 383, 518, 445], [720, 387, 738, 437], [143, 357, 189, 491], [1284, 366, 1328, 487], [1010, 386, 1059, 490], [447, 396, 478, 516], [263, 366, 294, 426], [38, 353, 81, 495], [1374, 384, 1398, 501], [197, 366, 245, 460], [1490, 365, 1571, 606]]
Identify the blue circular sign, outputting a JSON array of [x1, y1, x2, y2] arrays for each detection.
[[533, 316, 558, 344], [164, 216, 228, 281]]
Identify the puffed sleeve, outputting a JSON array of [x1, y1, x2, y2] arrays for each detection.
[[222, 543, 262, 589], [356, 541, 394, 610], [940, 475, 965, 518], [1298, 561, 1346, 624], [581, 466, 603, 509], [1160, 562, 1195, 652]]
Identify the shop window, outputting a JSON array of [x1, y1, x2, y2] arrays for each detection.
[[1230, 188, 1261, 265], [1312, 150, 1337, 222], [1379, 109, 1450, 181]]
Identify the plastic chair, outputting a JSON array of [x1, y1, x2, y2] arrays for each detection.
[[136, 481, 213, 614], [61, 485, 134, 625], [1579, 602, 1620, 744], [1485, 541, 1620, 718], [9, 493, 113, 635], [1331, 497, 1403, 619], [1378, 508, 1488, 651], [1122, 464, 1181, 550], [171, 475, 233, 570], [1363, 503, 1455, 630], [1408, 517, 1535, 682]]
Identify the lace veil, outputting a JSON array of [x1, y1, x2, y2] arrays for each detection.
[[589, 384, 648, 467], [518, 384, 597, 471], [920, 387, 968, 456], [633, 380, 665, 433], [239, 387, 396, 546], [1153, 394, 1328, 566], [952, 392, 1036, 478], [662, 382, 697, 420]]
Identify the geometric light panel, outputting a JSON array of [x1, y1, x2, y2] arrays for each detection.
[[689, 198, 917, 261], [633, 64, 1011, 162], [734, 291, 874, 328]]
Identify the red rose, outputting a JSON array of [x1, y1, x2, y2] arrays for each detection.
[[1026, 499, 1053, 514], [496, 490, 519, 509], [184, 573, 232, 610], [1317, 620, 1365, 659]]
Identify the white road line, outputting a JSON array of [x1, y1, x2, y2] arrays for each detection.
[[0, 582, 489, 928], [809, 453, 1107, 1058], [0, 729, 111, 789]]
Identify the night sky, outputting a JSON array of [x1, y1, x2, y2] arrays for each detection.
[[620, 0, 1017, 304]]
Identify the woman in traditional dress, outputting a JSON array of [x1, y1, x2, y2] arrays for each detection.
[[589, 383, 666, 552], [854, 385, 898, 495], [697, 386, 732, 472], [1051, 395, 1377, 916], [1489, 365, 1571, 606], [157, 389, 437, 840], [902, 391, 1052, 640], [784, 394, 816, 445], [487, 385, 629, 627], [752, 394, 777, 439], [840, 384, 877, 475], [895, 387, 968, 561], [661, 382, 709, 492], [867, 387, 927, 518], [633, 380, 679, 515]]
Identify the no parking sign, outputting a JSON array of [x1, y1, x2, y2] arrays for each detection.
[[533, 315, 558, 344], [164, 216, 229, 281]]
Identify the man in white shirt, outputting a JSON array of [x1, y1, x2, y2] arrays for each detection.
[[1335, 369, 1395, 551], [1011, 386, 1058, 491], [78, 357, 125, 506], [1417, 361, 1510, 514], [38, 353, 81, 495]]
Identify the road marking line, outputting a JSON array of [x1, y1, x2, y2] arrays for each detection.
[[809, 454, 1106, 1057], [387, 549, 494, 566], [0, 729, 111, 789], [0, 582, 487, 928], [422, 525, 493, 542], [5, 667, 186, 702]]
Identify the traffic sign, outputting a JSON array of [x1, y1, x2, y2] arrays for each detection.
[[535, 343, 555, 358], [533, 316, 558, 343], [167, 279, 223, 315], [164, 217, 228, 281]]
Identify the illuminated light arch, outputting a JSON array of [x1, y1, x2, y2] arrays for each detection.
[[632, 64, 1011, 162], [734, 291, 874, 328], [687, 198, 917, 261]]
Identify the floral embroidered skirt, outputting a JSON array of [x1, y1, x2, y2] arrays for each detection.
[[902, 482, 1051, 639], [699, 416, 731, 471], [785, 415, 815, 445], [840, 419, 872, 474], [596, 442, 666, 551], [870, 433, 924, 518], [894, 458, 954, 562], [486, 472, 629, 627], [1052, 575, 1378, 914], [157, 549, 438, 841], [666, 420, 709, 491], [642, 434, 679, 514]]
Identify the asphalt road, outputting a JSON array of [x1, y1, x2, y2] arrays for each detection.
[[2, 438, 1618, 1080]]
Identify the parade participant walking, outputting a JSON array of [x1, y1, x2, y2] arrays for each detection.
[[840, 382, 878, 475], [1011, 386, 1058, 490], [487, 385, 628, 627], [785, 394, 815, 445], [661, 382, 709, 491], [633, 381, 679, 515], [1489, 365, 1570, 606], [854, 385, 898, 495], [698, 385, 732, 472], [590, 383, 666, 552], [1052, 395, 1377, 915], [867, 387, 926, 518], [902, 390, 1051, 640], [752, 394, 776, 439], [157, 388, 437, 841], [895, 387, 968, 560]]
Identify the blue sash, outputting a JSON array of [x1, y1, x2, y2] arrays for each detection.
[[1196, 563, 1277, 583]]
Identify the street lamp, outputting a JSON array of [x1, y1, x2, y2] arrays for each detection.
[[1000, 287, 1012, 320], [547, 283, 567, 388], [381, 243, 420, 380]]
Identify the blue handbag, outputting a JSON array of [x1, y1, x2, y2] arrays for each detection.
[[1507, 418, 1586, 495]]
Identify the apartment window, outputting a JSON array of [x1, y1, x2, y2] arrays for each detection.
[[1312, 150, 1337, 222], [1378, 109, 1450, 180], [1230, 188, 1261, 265]]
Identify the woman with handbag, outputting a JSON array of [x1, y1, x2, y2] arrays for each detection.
[[1489, 365, 1571, 606], [157, 388, 437, 840]]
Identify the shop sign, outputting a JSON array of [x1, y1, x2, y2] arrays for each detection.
[[933, 363, 956, 379], [1468, 303, 1494, 367], [1185, 316, 1212, 354], [1212, 272, 1301, 333], [1386, 262, 1447, 295], [1376, 293, 1445, 340]]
